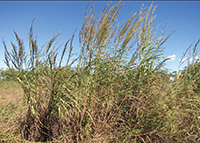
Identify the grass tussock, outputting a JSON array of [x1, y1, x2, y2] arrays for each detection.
[[1, 1, 200, 142]]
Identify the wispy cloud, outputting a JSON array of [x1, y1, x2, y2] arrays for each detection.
[[194, 56, 200, 60], [180, 56, 200, 62], [167, 54, 176, 61], [180, 58, 187, 62]]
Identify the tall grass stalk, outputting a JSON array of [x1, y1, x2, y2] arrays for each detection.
[[2, 1, 200, 142]]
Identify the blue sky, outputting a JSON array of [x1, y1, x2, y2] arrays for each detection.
[[0, 1, 200, 72]]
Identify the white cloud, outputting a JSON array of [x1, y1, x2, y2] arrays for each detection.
[[180, 56, 200, 62], [167, 54, 176, 61], [180, 58, 187, 62], [194, 56, 200, 60]]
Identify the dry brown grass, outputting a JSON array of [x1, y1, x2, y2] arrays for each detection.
[[1, 1, 200, 143], [0, 81, 23, 106], [0, 81, 26, 142]]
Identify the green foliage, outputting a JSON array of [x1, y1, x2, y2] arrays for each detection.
[[0, 68, 18, 81], [1, 1, 200, 143]]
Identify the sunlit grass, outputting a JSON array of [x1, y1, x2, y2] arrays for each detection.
[[1, 1, 200, 142]]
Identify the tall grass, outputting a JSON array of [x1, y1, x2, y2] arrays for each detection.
[[2, 1, 200, 142]]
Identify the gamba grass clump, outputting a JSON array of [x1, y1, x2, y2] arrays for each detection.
[[2, 1, 200, 142]]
